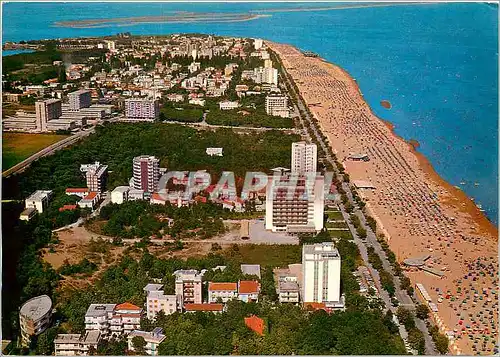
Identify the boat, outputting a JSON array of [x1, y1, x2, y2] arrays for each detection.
[[474, 182, 480, 186], [460, 181, 466, 185]]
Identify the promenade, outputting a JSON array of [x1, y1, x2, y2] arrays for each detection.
[[268, 42, 498, 355]]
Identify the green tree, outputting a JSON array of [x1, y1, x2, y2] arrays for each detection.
[[131, 336, 147, 355], [415, 303, 430, 320]]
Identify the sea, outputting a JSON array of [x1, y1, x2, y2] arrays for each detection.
[[2, 2, 498, 224]]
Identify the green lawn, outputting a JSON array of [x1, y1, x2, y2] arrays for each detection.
[[225, 244, 301, 268], [329, 229, 353, 240], [2, 132, 69, 170], [326, 211, 345, 221]]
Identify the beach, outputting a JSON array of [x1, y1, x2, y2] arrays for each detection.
[[268, 42, 498, 355]]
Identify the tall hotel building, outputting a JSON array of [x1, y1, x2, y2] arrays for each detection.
[[81, 162, 108, 193], [291, 142, 317, 175], [302, 242, 343, 308], [68, 89, 91, 110], [265, 172, 324, 233], [35, 99, 62, 131], [125, 99, 160, 121], [132, 155, 160, 193]]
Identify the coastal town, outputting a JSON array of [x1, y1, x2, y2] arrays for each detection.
[[2, 33, 498, 357]]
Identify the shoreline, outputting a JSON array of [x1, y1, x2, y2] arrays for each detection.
[[269, 41, 498, 355], [330, 60, 497, 236]]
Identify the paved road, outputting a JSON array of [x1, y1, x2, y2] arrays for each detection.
[[3, 127, 95, 178], [278, 59, 436, 355]]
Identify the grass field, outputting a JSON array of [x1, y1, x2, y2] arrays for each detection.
[[2, 132, 69, 170], [225, 244, 301, 268]]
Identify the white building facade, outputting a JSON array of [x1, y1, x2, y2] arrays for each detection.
[[302, 243, 342, 307], [291, 142, 317, 175]]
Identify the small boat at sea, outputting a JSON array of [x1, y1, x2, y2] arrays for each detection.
[[474, 182, 480, 186], [460, 181, 466, 185]]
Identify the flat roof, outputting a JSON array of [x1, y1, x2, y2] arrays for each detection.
[[279, 280, 299, 292], [128, 329, 165, 343], [54, 334, 81, 344], [144, 283, 163, 292], [353, 180, 376, 189], [83, 330, 101, 344], [112, 186, 130, 193], [85, 304, 116, 317], [208, 282, 237, 292], [20, 207, 37, 216], [26, 190, 52, 201], [20, 295, 52, 321], [241, 264, 261, 278]]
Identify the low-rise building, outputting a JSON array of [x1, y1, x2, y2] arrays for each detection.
[[206, 147, 223, 157], [240, 264, 261, 279], [111, 186, 130, 204], [146, 288, 177, 319], [54, 330, 101, 356], [208, 282, 238, 303], [219, 101, 239, 110], [78, 192, 100, 210], [188, 98, 205, 106], [238, 281, 260, 303], [25, 190, 53, 214], [265, 95, 289, 118], [19, 207, 37, 221], [65, 188, 89, 199], [19, 295, 53, 345], [127, 328, 166, 356], [184, 304, 224, 313], [277, 276, 300, 303], [128, 189, 145, 201]]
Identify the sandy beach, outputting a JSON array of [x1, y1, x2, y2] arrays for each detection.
[[269, 42, 498, 355]]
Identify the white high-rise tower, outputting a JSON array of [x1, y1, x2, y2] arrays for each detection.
[[291, 142, 317, 174]]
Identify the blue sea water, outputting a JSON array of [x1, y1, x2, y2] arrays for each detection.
[[2, 2, 498, 224], [2, 49, 35, 56]]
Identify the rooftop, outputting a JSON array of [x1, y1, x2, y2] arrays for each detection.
[[115, 302, 142, 311], [208, 282, 237, 292], [112, 186, 130, 193], [26, 190, 52, 201], [184, 303, 224, 312], [83, 330, 101, 344], [66, 188, 89, 193], [143, 283, 163, 292], [238, 280, 260, 294], [240, 264, 261, 278], [54, 334, 81, 344], [128, 329, 166, 343], [85, 303, 116, 317], [20, 295, 52, 321]]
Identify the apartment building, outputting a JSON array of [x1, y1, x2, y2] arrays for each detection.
[[291, 142, 317, 174], [265, 172, 324, 233], [68, 89, 91, 110], [125, 98, 160, 121], [84, 304, 116, 336], [302, 243, 343, 309], [174, 270, 203, 305], [80, 162, 108, 192], [277, 276, 300, 303], [24, 190, 53, 214], [19, 295, 53, 346], [145, 287, 177, 319], [35, 99, 62, 131], [208, 282, 238, 303], [77, 191, 100, 210], [127, 328, 166, 356], [238, 280, 260, 303], [109, 303, 143, 336], [265, 95, 289, 118], [132, 155, 160, 193], [54, 330, 101, 356]]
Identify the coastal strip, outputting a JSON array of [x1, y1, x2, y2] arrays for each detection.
[[54, 13, 270, 28], [267, 42, 498, 355]]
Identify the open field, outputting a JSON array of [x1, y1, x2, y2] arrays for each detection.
[[2, 132, 69, 170]]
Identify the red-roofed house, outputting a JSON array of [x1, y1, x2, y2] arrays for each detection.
[[238, 280, 260, 303], [65, 187, 89, 199], [244, 315, 265, 336], [303, 302, 329, 312], [184, 303, 224, 313], [78, 191, 100, 210], [59, 204, 77, 212], [208, 282, 238, 303]]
